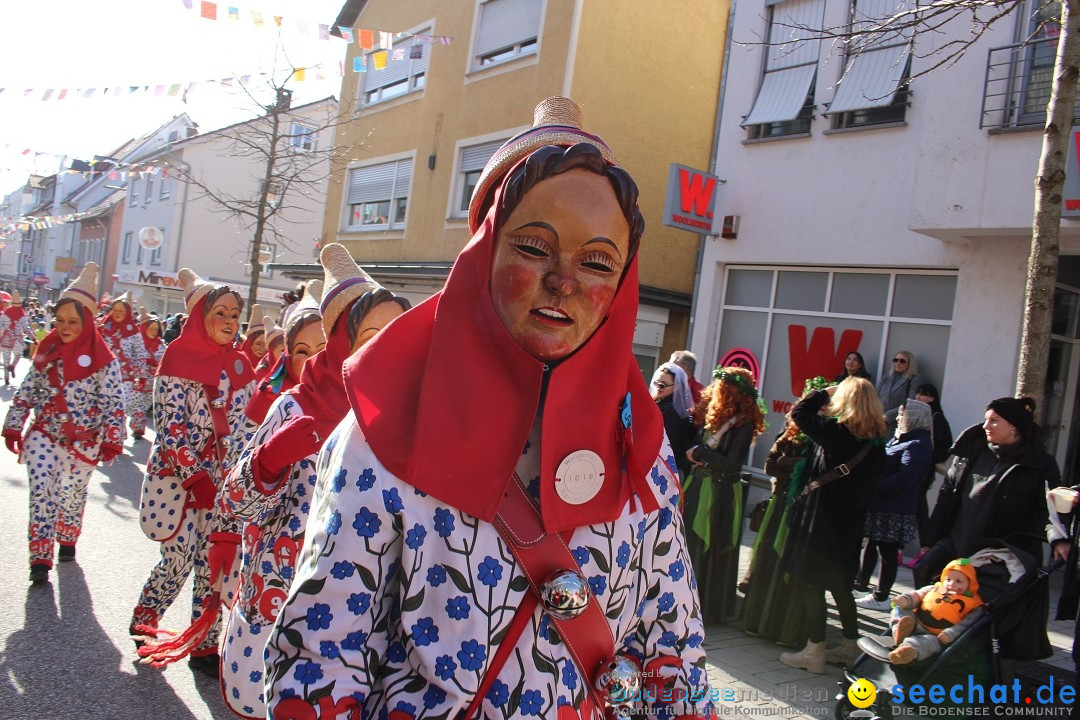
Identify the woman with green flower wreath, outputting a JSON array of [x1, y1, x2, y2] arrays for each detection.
[[684, 366, 766, 624], [741, 377, 833, 645]]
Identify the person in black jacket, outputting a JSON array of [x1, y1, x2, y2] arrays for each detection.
[[649, 361, 695, 476], [915, 396, 1065, 589], [909, 383, 953, 562], [778, 377, 887, 672]]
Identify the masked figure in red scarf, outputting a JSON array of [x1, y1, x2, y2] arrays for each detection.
[[238, 303, 267, 370], [244, 281, 324, 427], [265, 98, 714, 720], [130, 268, 256, 678], [2, 263, 126, 584], [0, 290, 31, 384], [97, 291, 148, 420], [128, 316, 165, 439]]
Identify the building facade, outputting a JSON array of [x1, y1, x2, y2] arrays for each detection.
[[692, 0, 1080, 476], [113, 98, 338, 318], [320, 0, 728, 373]]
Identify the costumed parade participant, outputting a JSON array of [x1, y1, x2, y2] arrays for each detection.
[[130, 268, 255, 678], [209, 244, 408, 718], [238, 303, 267, 369], [129, 316, 166, 439], [244, 281, 324, 426], [683, 366, 767, 625], [264, 97, 714, 720], [97, 291, 147, 420], [0, 290, 31, 384], [255, 316, 284, 379], [1, 263, 126, 583]]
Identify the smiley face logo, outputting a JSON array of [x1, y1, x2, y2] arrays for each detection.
[[847, 678, 877, 709]]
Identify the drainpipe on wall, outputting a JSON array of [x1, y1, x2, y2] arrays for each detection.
[[688, 0, 738, 363]]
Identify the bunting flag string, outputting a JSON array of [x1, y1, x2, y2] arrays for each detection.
[[0, 69, 318, 102]]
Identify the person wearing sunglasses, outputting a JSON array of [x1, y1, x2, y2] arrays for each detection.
[[878, 350, 923, 436], [649, 362, 695, 476]]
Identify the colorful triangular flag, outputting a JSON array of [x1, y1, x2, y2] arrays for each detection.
[[410, 44, 423, 59], [373, 51, 387, 70], [353, 56, 366, 73], [358, 29, 373, 49], [339, 27, 353, 42], [200, 1, 216, 20]]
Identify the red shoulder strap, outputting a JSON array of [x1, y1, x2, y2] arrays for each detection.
[[463, 475, 613, 720]]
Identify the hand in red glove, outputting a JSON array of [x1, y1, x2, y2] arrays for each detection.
[[3, 430, 21, 455], [98, 443, 123, 464], [182, 471, 217, 509], [253, 415, 321, 492]]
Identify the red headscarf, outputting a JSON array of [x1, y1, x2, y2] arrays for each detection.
[[4, 304, 26, 325], [99, 300, 140, 340], [33, 302, 116, 383], [141, 318, 163, 357], [239, 331, 264, 369], [286, 310, 354, 444], [156, 295, 255, 388], [343, 161, 663, 534], [244, 352, 301, 425]]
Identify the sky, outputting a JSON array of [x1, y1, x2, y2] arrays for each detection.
[[0, 0, 349, 198]]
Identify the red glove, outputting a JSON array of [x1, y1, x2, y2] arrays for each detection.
[[98, 443, 123, 463], [182, 471, 217, 509], [3, 430, 21, 455], [253, 415, 321, 491]]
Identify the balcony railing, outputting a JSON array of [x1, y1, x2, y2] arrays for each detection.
[[981, 35, 1079, 130]]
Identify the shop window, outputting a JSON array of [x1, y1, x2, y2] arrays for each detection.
[[775, 271, 828, 311], [891, 274, 957, 320], [725, 268, 774, 307], [830, 272, 890, 315]]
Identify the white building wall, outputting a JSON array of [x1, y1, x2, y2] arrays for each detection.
[[694, 0, 1075, 455]]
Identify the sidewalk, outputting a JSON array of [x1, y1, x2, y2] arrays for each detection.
[[699, 519, 1077, 718]]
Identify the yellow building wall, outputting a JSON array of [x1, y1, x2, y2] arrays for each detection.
[[324, 0, 729, 317], [327, 0, 578, 263], [567, 0, 726, 296]]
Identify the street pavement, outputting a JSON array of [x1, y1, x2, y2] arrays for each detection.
[[0, 358, 1074, 720]]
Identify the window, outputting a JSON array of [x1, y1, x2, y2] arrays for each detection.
[[345, 158, 413, 231], [289, 123, 317, 152], [150, 246, 162, 266], [357, 31, 430, 107], [826, 0, 914, 129], [473, 0, 542, 70], [453, 139, 504, 218], [137, 243, 144, 265], [128, 182, 138, 206], [144, 176, 154, 204], [160, 174, 171, 199], [743, 0, 826, 139], [122, 231, 133, 262]]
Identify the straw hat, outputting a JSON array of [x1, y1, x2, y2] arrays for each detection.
[[247, 303, 265, 335], [112, 290, 133, 308], [60, 262, 100, 314], [467, 96, 618, 233], [263, 316, 284, 347], [318, 243, 380, 338], [282, 280, 323, 334], [178, 268, 215, 314], [10, 290, 22, 306]]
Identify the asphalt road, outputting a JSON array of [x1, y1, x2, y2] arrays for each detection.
[[0, 359, 234, 720]]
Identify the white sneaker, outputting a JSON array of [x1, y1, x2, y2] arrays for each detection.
[[855, 594, 892, 612]]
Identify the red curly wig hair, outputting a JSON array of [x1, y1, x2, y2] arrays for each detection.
[[693, 366, 767, 438]]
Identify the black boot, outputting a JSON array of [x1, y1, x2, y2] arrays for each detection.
[[188, 653, 220, 679], [58, 544, 76, 562], [29, 562, 49, 584]]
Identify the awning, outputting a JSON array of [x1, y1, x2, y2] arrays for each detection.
[[826, 42, 910, 114], [742, 64, 817, 126]]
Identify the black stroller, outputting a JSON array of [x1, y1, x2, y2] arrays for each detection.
[[834, 538, 1061, 720]]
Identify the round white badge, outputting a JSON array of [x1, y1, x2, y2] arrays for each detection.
[[555, 450, 605, 505], [77, 354, 91, 367], [234, 359, 244, 375]]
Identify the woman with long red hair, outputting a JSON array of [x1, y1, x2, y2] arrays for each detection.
[[2, 263, 126, 583], [683, 366, 767, 625]]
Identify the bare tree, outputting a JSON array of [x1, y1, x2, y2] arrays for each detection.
[[754, 0, 1079, 417], [162, 70, 364, 318]]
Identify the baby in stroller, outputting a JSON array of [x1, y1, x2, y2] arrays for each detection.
[[888, 557, 985, 664]]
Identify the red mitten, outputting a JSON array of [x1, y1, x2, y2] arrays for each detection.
[[3, 430, 21, 455], [98, 443, 123, 463], [182, 472, 217, 509], [253, 415, 321, 491]]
